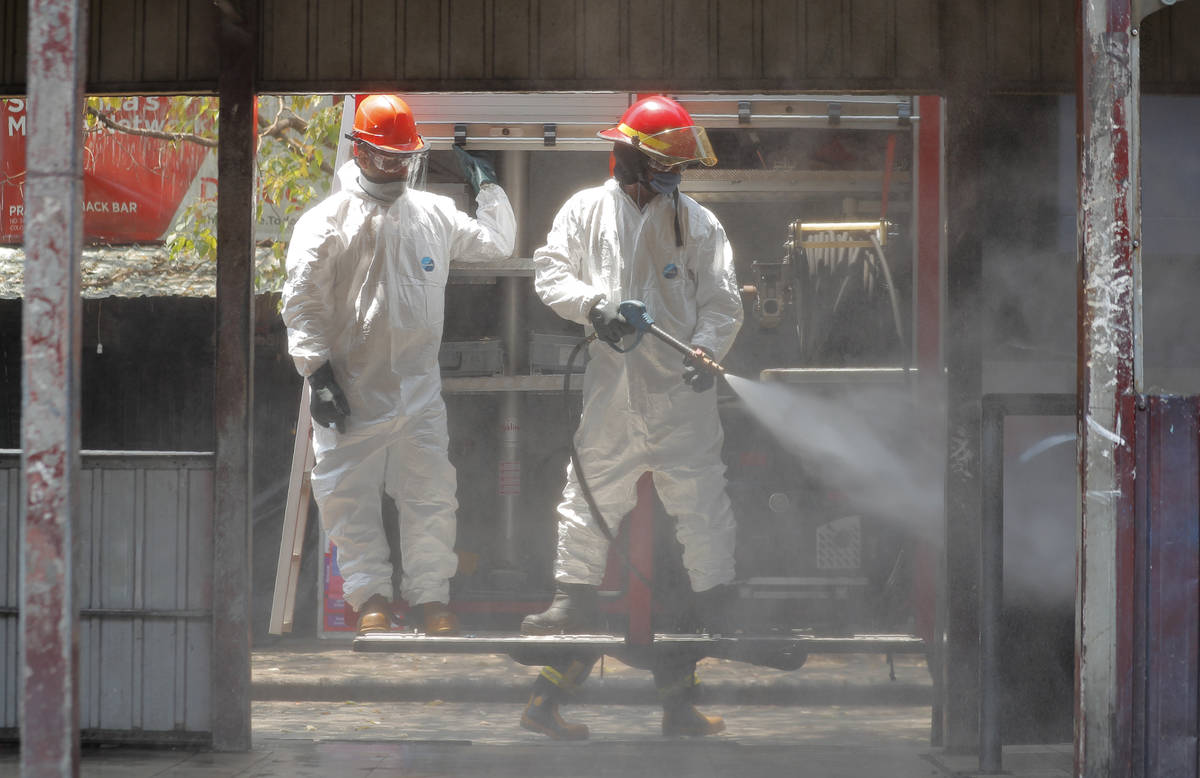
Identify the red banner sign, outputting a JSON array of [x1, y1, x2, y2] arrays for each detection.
[[2, 97, 209, 244]]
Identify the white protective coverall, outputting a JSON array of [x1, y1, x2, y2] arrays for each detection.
[[533, 178, 743, 592], [281, 161, 515, 610]]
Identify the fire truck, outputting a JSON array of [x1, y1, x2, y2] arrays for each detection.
[[268, 91, 943, 673]]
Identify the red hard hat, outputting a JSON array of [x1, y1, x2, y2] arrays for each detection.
[[598, 95, 717, 167], [348, 95, 426, 154]]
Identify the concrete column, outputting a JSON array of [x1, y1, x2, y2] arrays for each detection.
[[20, 0, 87, 773]]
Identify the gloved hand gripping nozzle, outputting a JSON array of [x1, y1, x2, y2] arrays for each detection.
[[615, 300, 727, 379]]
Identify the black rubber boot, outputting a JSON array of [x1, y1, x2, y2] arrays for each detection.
[[690, 583, 738, 635], [520, 583, 598, 635]]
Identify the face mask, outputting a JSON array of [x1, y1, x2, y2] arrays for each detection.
[[647, 170, 682, 195], [358, 176, 407, 203]]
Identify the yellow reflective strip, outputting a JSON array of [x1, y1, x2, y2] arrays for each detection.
[[540, 666, 567, 688], [618, 122, 671, 153]]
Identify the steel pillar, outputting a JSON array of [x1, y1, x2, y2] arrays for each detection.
[[1076, 0, 1143, 774], [494, 150, 528, 585], [20, 0, 87, 774], [211, 0, 257, 752], [940, 5, 989, 753]]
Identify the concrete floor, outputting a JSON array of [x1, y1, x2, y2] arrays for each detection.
[[0, 647, 1071, 776], [0, 701, 1071, 777]]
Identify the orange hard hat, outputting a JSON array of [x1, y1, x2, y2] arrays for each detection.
[[598, 95, 716, 168], [347, 95, 426, 154]]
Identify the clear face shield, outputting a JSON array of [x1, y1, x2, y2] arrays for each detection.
[[630, 125, 718, 170], [353, 141, 428, 188]]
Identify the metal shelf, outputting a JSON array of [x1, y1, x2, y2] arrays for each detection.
[[681, 169, 911, 202], [442, 374, 582, 394], [449, 256, 535, 278]]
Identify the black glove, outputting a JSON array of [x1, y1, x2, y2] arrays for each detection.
[[682, 347, 716, 393], [452, 145, 498, 196], [588, 301, 635, 346], [309, 361, 350, 432]]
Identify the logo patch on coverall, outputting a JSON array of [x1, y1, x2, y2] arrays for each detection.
[[421, 256, 435, 272], [663, 263, 679, 279]]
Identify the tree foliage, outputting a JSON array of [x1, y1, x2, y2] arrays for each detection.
[[83, 94, 342, 288]]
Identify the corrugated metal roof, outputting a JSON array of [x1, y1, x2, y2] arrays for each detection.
[[0, 246, 281, 299]]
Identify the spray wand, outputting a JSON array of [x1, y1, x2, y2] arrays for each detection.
[[616, 300, 727, 378], [556, 300, 727, 594]]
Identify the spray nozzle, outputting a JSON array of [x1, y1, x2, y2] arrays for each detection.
[[616, 299, 729, 378], [617, 300, 653, 332]]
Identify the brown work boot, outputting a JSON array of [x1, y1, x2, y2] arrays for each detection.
[[520, 690, 589, 741], [422, 602, 459, 635], [662, 705, 726, 737], [355, 594, 392, 635]]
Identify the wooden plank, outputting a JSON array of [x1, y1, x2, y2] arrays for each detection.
[[492, 0, 532, 79], [989, 0, 1037, 85], [404, 0, 442, 79], [716, 0, 755, 79], [628, 0, 666, 80], [0, 466, 14, 608], [184, 0, 220, 84], [1139, 4, 1170, 85], [762, 0, 799, 80], [261, 0, 310, 85], [849, 0, 892, 79], [360, 0, 401, 80], [144, 469, 182, 611], [582, 0, 621, 81], [187, 469, 213, 610], [142, 0, 181, 81], [894, 0, 938, 81], [100, 469, 137, 609], [670, 0, 709, 81], [1173, 3, 1200, 85], [315, 0, 355, 82], [80, 621, 99, 728], [140, 620, 179, 730], [1036, 0, 1072, 87], [269, 387, 315, 635], [184, 621, 211, 731], [0, 467, 13, 727], [93, 0, 137, 85], [0, 615, 14, 727], [448, 0, 487, 79], [537, 0, 576, 79], [804, 0, 843, 79], [0, 2, 17, 86], [98, 620, 135, 730]]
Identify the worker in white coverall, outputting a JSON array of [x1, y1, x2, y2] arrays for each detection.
[[518, 95, 743, 739], [281, 95, 515, 636]]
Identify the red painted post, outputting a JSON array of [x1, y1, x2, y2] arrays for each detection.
[[913, 95, 944, 745], [626, 472, 655, 646], [1076, 0, 1140, 774], [21, 0, 88, 774]]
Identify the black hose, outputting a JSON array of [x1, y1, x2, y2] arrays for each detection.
[[562, 334, 653, 589]]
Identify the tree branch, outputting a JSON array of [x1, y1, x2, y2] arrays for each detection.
[[86, 106, 218, 148]]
